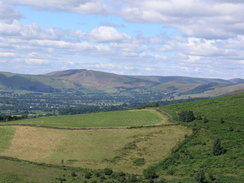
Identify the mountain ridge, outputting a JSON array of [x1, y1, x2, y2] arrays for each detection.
[[0, 69, 243, 98]]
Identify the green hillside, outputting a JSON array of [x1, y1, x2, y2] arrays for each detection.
[[153, 92, 244, 183], [1, 69, 243, 95], [3, 109, 164, 128], [0, 72, 78, 92]]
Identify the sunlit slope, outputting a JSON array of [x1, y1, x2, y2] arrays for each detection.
[[161, 92, 244, 122], [3, 109, 164, 128], [155, 92, 244, 183], [1, 69, 243, 96]]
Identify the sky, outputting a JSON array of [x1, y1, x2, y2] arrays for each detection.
[[0, 0, 244, 79]]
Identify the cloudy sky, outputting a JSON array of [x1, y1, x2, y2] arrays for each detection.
[[0, 0, 244, 79]]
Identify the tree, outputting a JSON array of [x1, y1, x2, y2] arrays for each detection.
[[179, 111, 195, 122], [213, 138, 226, 156]]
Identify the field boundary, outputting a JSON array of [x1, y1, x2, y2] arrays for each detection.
[[156, 108, 175, 123], [0, 155, 89, 171], [0, 123, 180, 130]]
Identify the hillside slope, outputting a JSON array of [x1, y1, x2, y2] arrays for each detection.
[[155, 92, 244, 183], [0, 69, 243, 96], [46, 69, 158, 91]]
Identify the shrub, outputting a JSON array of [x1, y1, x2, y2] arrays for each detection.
[[100, 175, 106, 181], [95, 171, 101, 177], [127, 175, 138, 182], [220, 118, 225, 124], [167, 168, 175, 175], [85, 172, 92, 179], [196, 115, 202, 120], [71, 172, 77, 177], [213, 138, 226, 156], [104, 168, 113, 176], [228, 127, 234, 132], [133, 158, 145, 166], [178, 111, 195, 122], [143, 167, 158, 179], [195, 170, 206, 183], [202, 117, 209, 123], [118, 172, 126, 177], [157, 177, 167, 183], [209, 173, 216, 181]]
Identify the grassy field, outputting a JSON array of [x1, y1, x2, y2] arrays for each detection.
[[0, 158, 136, 183], [153, 92, 244, 183], [0, 125, 190, 174], [0, 127, 15, 153], [4, 109, 165, 128], [0, 158, 67, 183]]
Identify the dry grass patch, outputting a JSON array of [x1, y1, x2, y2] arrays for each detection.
[[0, 126, 191, 174], [0, 126, 66, 161]]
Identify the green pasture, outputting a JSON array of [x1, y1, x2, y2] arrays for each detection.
[[4, 109, 164, 128]]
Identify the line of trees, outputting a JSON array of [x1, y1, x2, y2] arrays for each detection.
[[0, 113, 26, 122]]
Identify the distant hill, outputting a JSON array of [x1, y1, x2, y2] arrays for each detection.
[[0, 69, 243, 98], [46, 69, 157, 91], [0, 69, 244, 99], [45, 69, 244, 96]]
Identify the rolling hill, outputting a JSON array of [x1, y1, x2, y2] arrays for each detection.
[[0, 69, 244, 116], [0, 69, 243, 95]]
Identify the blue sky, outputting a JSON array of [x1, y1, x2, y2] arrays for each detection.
[[18, 5, 179, 38], [0, 0, 244, 79]]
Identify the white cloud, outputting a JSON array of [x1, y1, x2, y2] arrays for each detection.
[[88, 26, 130, 42], [0, 52, 16, 57], [0, 1, 21, 22], [25, 58, 48, 64], [0, 0, 244, 78], [7, 0, 244, 39]]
